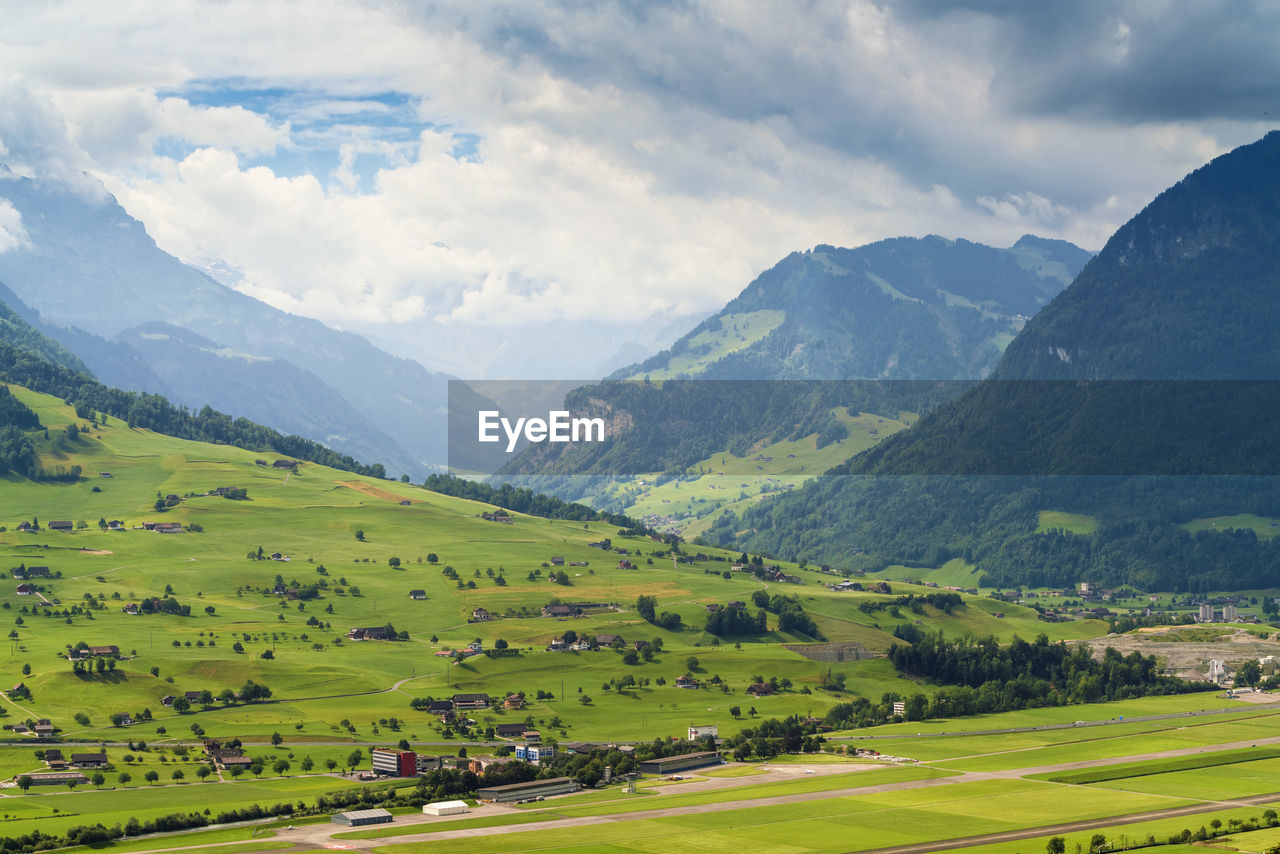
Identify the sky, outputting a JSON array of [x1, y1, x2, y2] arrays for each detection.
[[0, 0, 1275, 367]]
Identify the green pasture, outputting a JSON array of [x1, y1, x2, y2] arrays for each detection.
[[1184, 514, 1280, 539], [370, 777, 1187, 854], [622, 310, 786, 381], [1036, 510, 1099, 534]]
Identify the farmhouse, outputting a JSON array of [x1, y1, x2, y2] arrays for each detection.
[[70, 752, 109, 768], [542, 603, 576, 618], [595, 633, 624, 647], [494, 723, 527, 739], [408, 590, 427, 600], [14, 566, 50, 578], [550, 556, 565, 566], [675, 674, 699, 689], [476, 777, 578, 803], [48, 521, 73, 532], [471, 607, 492, 621], [272, 459, 299, 469], [638, 751, 722, 775], [88, 645, 119, 657], [503, 692, 525, 710], [451, 692, 489, 710], [747, 682, 776, 697], [15, 584, 33, 595], [347, 626, 395, 641], [154, 522, 183, 533]]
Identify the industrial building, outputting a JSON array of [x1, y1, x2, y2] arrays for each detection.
[[424, 800, 470, 815], [371, 748, 417, 777], [476, 776, 578, 802], [638, 751, 722, 775], [331, 808, 393, 826]]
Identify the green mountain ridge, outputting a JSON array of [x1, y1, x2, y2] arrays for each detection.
[[710, 132, 1280, 592], [615, 234, 1091, 382]]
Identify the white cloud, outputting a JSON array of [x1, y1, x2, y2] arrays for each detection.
[[0, 1, 1273, 336], [0, 198, 29, 253]]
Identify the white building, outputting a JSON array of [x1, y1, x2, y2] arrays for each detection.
[[1208, 659, 1225, 683], [424, 800, 469, 816], [688, 725, 719, 741]]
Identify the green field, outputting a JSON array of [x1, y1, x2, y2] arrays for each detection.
[[2, 382, 1271, 853], [1184, 514, 1280, 538], [1036, 510, 1099, 534]]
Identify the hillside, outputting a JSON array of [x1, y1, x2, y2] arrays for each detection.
[[0, 168, 453, 477], [0, 384, 1103, 739], [715, 132, 1280, 591], [615, 235, 1090, 382]]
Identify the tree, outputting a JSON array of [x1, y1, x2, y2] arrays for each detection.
[[171, 768, 185, 782], [172, 696, 190, 713], [273, 759, 291, 775], [91, 772, 105, 789], [1237, 659, 1262, 687], [1046, 838, 1065, 854], [388, 556, 401, 568], [347, 748, 364, 770], [1089, 834, 1107, 853], [144, 770, 159, 785], [729, 705, 741, 718], [354, 529, 365, 541], [686, 656, 699, 671], [495, 638, 508, 650], [117, 772, 132, 786], [16, 775, 31, 792], [21, 663, 30, 676], [636, 595, 657, 623], [325, 758, 338, 772], [271, 731, 283, 746], [426, 553, 439, 563], [196, 765, 212, 780]]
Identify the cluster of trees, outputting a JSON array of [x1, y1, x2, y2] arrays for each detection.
[[888, 629, 1212, 712], [422, 474, 643, 528], [723, 715, 826, 759], [705, 603, 767, 636], [750, 590, 820, 637], [140, 596, 191, 616], [635, 595, 683, 631], [0, 338, 387, 478]]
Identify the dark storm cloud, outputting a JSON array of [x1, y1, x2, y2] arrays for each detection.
[[897, 0, 1280, 121]]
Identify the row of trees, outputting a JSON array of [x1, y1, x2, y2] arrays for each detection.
[[888, 629, 1213, 711]]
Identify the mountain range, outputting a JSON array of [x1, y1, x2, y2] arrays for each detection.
[[0, 168, 457, 478], [615, 234, 1091, 381], [711, 131, 1280, 592]]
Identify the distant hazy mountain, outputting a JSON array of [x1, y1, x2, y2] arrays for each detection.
[[0, 168, 450, 477], [614, 235, 1091, 382], [717, 132, 1280, 592]]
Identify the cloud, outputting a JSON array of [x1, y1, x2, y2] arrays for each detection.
[[0, 197, 29, 253], [0, 1, 1274, 339]]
